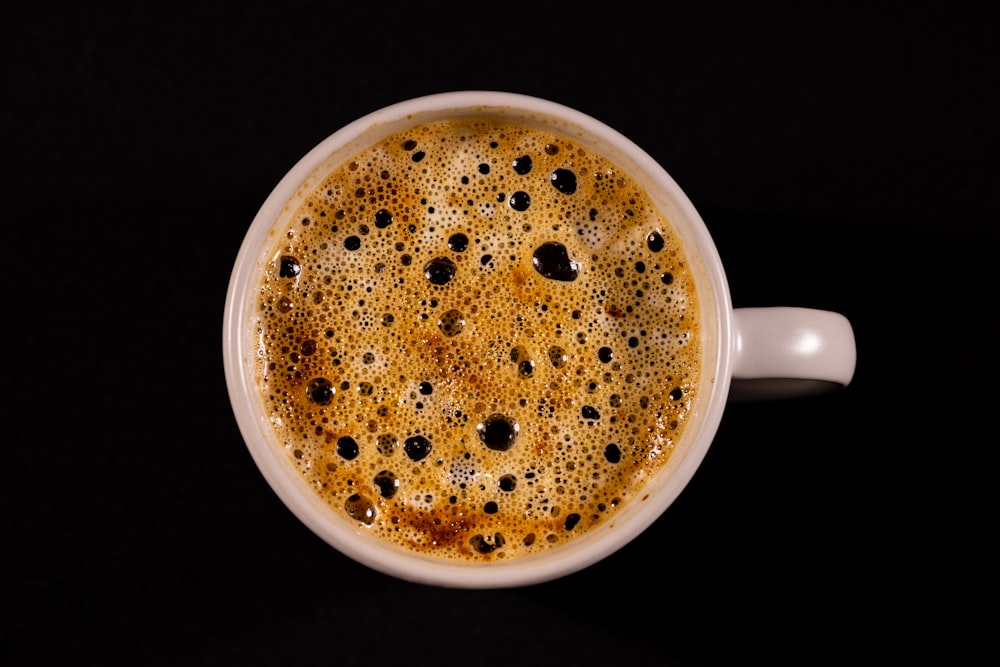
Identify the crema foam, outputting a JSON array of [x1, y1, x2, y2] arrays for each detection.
[[253, 118, 701, 562]]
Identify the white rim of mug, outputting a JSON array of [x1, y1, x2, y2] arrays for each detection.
[[223, 90, 734, 588]]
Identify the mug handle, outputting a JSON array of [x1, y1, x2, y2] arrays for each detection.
[[729, 307, 857, 401]]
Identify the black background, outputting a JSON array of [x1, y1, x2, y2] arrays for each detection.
[[4, 3, 996, 665]]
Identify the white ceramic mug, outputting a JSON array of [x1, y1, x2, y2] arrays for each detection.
[[223, 91, 856, 588]]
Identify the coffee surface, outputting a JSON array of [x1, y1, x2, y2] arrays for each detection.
[[254, 118, 700, 561]]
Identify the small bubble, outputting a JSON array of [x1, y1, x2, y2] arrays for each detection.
[[374, 470, 399, 498], [376, 434, 397, 456], [661, 272, 674, 285], [438, 309, 465, 336], [669, 388, 683, 401], [404, 435, 432, 461], [512, 155, 532, 175], [532, 242, 579, 281], [279, 256, 301, 278], [344, 493, 376, 525], [470, 533, 505, 554], [337, 436, 359, 460], [306, 378, 335, 405], [478, 415, 519, 451], [509, 191, 531, 211], [424, 257, 457, 285], [550, 168, 577, 194]]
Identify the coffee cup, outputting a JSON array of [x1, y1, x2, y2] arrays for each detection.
[[223, 91, 856, 588]]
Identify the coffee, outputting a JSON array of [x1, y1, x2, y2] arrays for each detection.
[[252, 118, 700, 562]]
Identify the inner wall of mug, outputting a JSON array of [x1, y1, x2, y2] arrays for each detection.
[[223, 91, 733, 588]]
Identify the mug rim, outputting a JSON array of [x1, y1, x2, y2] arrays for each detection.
[[223, 90, 734, 588]]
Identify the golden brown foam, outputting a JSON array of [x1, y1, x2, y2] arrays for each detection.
[[254, 119, 700, 562]]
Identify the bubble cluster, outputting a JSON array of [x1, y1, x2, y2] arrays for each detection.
[[254, 118, 700, 562]]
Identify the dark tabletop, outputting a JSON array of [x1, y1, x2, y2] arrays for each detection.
[[4, 3, 995, 665]]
